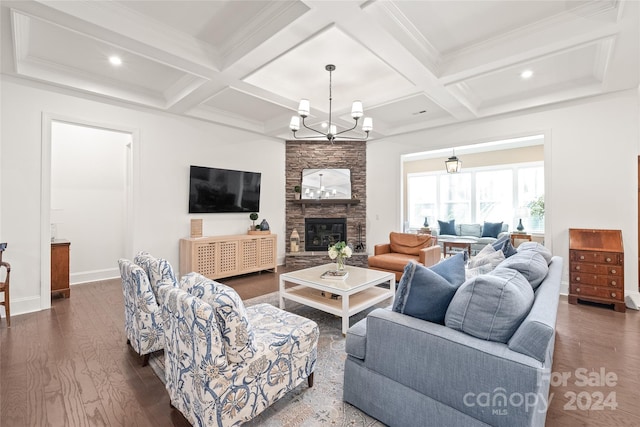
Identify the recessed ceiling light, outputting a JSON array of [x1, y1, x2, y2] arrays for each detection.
[[109, 56, 122, 66], [521, 70, 533, 79]]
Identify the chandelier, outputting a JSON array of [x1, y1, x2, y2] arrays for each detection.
[[289, 64, 373, 142], [445, 149, 462, 173]]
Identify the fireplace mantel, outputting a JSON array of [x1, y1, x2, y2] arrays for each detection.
[[292, 198, 360, 214]]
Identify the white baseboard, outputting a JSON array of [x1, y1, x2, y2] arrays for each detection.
[[71, 268, 119, 285], [2, 295, 45, 318]]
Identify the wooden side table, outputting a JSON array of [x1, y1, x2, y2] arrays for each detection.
[[51, 240, 70, 298], [440, 239, 474, 257], [510, 233, 532, 246]]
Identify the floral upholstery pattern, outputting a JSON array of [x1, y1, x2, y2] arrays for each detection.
[[118, 259, 165, 359], [134, 251, 178, 299], [180, 272, 256, 363], [158, 280, 319, 427]]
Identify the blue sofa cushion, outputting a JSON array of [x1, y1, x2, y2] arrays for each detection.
[[392, 252, 466, 324], [492, 234, 518, 257], [445, 267, 534, 343], [498, 250, 549, 290], [459, 223, 482, 237], [438, 219, 456, 236], [481, 221, 503, 238], [517, 241, 553, 264]]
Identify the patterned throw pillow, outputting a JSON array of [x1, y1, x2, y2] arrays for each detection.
[[492, 235, 518, 258], [392, 252, 466, 324], [180, 273, 256, 363], [134, 251, 177, 296]]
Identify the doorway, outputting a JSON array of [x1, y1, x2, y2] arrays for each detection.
[[41, 115, 135, 309]]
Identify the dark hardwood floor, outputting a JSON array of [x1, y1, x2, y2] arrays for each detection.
[[1, 268, 638, 426]]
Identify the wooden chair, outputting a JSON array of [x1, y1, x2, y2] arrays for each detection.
[[0, 243, 10, 327]]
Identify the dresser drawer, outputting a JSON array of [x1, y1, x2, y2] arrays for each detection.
[[570, 284, 623, 301], [570, 262, 621, 275], [570, 273, 622, 288], [570, 251, 622, 265]]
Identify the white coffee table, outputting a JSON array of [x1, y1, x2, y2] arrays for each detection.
[[279, 263, 396, 335]]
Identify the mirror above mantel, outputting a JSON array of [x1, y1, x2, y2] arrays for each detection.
[[301, 168, 351, 199]]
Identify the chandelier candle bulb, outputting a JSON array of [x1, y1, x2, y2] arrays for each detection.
[[298, 99, 310, 117], [289, 116, 300, 131], [362, 117, 373, 132], [351, 101, 363, 118]]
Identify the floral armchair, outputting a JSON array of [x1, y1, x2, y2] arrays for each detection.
[[118, 252, 177, 366], [134, 251, 178, 301], [158, 272, 319, 427]]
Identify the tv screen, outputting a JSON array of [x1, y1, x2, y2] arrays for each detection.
[[189, 165, 261, 213]]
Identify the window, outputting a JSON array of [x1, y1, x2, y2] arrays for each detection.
[[407, 162, 544, 233]]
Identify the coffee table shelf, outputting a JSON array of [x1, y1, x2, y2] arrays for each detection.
[[284, 285, 392, 318], [279, 264, 395, 334]]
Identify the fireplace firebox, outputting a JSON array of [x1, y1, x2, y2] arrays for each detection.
[[305, 218, 346, 251]]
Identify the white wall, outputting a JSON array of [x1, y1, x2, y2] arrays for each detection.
[[51, 121, 129, 283], [1, 77, 285, 317], [368, 89, 639, 300]]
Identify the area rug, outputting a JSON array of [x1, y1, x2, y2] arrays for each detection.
[[149, 291, 387, 427]]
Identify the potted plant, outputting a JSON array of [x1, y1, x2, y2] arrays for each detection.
[[294, 185, 302, 200], [249, 212, 259, 229]]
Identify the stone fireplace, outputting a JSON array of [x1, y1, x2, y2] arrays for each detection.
[[305, 218, 346, 251], [285, 140, 367, 269]]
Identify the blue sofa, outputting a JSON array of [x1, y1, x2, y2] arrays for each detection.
[[432, 222, 510, 255], [343, 255, 562, 427]]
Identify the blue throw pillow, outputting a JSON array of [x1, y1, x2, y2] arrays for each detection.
[[497, 251, 549, 290], [492, 235, 517, 258], [392, 252, 466, 324], [517, 242, 553, 264], [445, 267, 534, 343], [482, 221, 503, 238], [438, 219, 456, 235]]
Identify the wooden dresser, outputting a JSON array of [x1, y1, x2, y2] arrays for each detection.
[[568, 228, 624, 312], [51, 240, 71, 298]]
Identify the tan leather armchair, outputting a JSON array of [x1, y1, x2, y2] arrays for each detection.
[[368, 232, 441, 281]]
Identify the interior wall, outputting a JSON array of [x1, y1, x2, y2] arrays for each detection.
[[0, 76, 285, 317], [368, 89, 639, 300], [51, 121, 129, 284]]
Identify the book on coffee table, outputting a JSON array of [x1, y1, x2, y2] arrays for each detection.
[[321, 270, 349, 280]]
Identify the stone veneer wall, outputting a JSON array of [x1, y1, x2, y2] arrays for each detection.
[[285, 140, 367, 269]]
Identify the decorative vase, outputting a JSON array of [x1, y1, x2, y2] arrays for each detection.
[[260, 219, 270, 231], [517, 218, 524, 232], [336, 255, 345, 271], [423, 217, 429, 228]]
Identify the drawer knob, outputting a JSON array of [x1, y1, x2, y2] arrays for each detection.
[[611, 269, 617, 274], [606, 257, 612, 262], [576, 288, 581, 292], [575, 266, 581, 271], [611, 292, 617, 298], [611, 281, 617, 286], [576, 277, 581, 281], [580, 255, 585, 260]]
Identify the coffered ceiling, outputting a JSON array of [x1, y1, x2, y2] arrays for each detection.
[[1, 0, 638, 140]]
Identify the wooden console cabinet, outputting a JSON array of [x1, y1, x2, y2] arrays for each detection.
[[568, 228, 624, 312], [180, 234, 277, 280], [51, 240, 71, 298]]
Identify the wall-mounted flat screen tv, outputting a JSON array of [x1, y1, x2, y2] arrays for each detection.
[[189, 165, 261, 213]]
